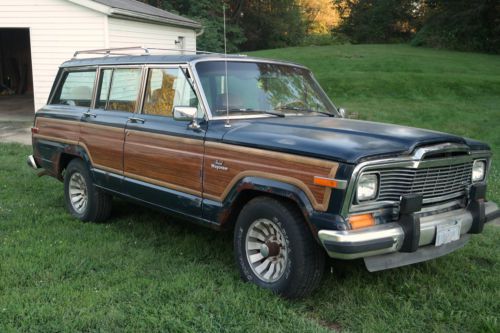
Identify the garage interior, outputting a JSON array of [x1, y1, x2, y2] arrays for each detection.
[[0, 28, 34, 120]]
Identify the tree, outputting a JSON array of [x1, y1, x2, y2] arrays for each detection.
[[412, 0, 500, 53], [333, 0, 421, 43], [298, 0, 341, 35], [238, 0, 306, 51]]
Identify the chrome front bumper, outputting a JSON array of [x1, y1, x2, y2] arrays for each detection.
[[318, 201, 499, 262]]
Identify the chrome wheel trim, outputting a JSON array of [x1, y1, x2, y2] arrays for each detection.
[[245, 218, 288, 283], [69, 172, 88, 214]]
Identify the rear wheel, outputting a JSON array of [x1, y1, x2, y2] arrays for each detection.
[[234, 197, 325, 298], [64, 159, 112, 222]]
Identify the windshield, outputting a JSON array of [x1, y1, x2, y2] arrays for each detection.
[[195, 61, 337, 117]]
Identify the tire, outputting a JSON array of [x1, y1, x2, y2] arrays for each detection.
[[234, 196, 325, 298], [64, 158, 112, 222]]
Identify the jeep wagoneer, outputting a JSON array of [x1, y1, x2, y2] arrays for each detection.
[[28, 47, 500, 298]]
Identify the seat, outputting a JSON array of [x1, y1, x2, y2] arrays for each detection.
[[143, 73, 175, 116]]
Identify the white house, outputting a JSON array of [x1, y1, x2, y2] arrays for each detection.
[[0, 0, 201, 111]]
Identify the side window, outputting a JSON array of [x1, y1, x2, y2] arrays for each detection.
[[51, 70, 96, 107], [143, 68, 201, 117], [96, 68, 142, 113]]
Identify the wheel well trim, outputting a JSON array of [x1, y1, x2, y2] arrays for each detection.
[[217, 175, 317, 225], [203, 170, 331, 212]]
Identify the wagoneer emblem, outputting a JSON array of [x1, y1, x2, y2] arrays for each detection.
[[211, 160, 228, 171]]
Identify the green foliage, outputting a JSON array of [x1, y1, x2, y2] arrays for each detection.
[[411, 0, 500, 53], [333, 0, 420, 43], [239, 0, 306, 51], [141, 0, 306, 52], [1, 45, 500, 332], [301, 33, 349, 46], [334, 0, 499, 53]]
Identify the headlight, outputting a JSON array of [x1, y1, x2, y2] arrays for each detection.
[[472, 160, 486, 182], [356, 173, 379, 202]]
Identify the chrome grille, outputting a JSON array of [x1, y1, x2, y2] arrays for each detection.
[[378, 162, 473, 204]]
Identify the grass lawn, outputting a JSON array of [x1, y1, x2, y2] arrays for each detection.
[[1, 44, 499, 332]]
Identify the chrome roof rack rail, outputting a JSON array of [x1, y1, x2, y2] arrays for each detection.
[[72, 46, 220, 58]]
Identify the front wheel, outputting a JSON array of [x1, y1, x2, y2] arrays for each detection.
[[234, 197, 325, 298], [64, 159, 112, 222]]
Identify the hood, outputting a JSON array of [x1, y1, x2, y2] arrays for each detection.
[[220, 117, 478, 164]]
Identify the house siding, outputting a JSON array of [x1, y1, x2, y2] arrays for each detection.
[[0, 0, 106, 110], [108, 18, 196, 52], [0, 0, 197, 111]]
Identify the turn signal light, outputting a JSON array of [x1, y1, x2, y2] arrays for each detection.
[[313, 176, 347, 189], [349, 214, 375, 230]]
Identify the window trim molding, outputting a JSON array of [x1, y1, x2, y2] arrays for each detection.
[[48, 67, 97, 107]]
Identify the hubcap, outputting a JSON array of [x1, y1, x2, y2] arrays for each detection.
[[245, 218, 288, 283], [69, 172, 88, 214]]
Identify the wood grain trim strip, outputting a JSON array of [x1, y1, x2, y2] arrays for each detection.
[[81, 122, 124, 133], [203, 169, 335, 211], [127, 129, 202, 145], [36, 117, 79, 126], [123, 172, 202, 197], [205, 141, 337, 169], [33, 134, 78, 146]]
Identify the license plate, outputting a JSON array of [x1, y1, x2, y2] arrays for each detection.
[[435, 221, 461, 247]]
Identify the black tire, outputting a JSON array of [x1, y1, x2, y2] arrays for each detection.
[[234, 196, 325, 298], [64, 158, 112, 222]]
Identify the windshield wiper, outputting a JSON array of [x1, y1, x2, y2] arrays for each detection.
[[216, 108, 285, 117], [277, 106, 334, 117]]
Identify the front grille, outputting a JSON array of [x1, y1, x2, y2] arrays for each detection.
[[377, 162, 473, 204]]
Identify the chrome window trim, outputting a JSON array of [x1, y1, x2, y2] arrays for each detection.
[[137, 64, 208, 121], [341, 144, 491, 217], [48, 66, 98, 107], [92, 65, 146, 113]]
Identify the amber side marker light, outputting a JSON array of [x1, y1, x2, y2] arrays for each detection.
[[349, 213, 375, 230], [313, 176, 347, 189]]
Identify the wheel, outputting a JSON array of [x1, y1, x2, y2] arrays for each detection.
[[64, 158, 112, 222], [234, 197, 325, 298]]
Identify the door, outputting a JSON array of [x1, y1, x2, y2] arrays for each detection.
[[123, 66, 206, 217], [80, 66, 143, 192]]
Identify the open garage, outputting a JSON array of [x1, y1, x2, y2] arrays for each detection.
[[0, 28, 34, 119]]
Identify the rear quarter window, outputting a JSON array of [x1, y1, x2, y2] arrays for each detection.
[[51, 70, 96, 107]]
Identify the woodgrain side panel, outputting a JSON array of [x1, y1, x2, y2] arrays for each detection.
[[124, 130, 204, 195], [79, 123, 125, 173], [35, 117, 80, 143], [203, 142, 339, 211]]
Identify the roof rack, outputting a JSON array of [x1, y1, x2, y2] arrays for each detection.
[[72, 46, 219, 58]]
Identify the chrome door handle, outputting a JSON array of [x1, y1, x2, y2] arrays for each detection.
[[83, 111, 97, 118], [128, 116, 145, 124]]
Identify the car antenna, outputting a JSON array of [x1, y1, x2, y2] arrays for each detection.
[[223, 3, 231, 128]]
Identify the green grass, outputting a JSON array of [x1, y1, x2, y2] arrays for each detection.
[[1, 44, 499, 332]]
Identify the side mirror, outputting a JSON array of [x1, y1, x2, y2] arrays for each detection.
[[173, 106, 197, 121], [173, 106, 201, 130], [338, 107, 347, 118]]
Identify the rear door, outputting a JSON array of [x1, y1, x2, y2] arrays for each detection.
[[80, 66, 144, 192], [123, 65, 206, 217]]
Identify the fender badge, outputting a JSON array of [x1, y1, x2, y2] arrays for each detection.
[[211, 159, 228, 171]]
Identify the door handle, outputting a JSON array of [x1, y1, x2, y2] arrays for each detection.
[[128, 116, 145, 124], [83, 111, 97, 118]]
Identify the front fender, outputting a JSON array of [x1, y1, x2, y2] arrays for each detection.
[[202, 176, 346, 237]]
